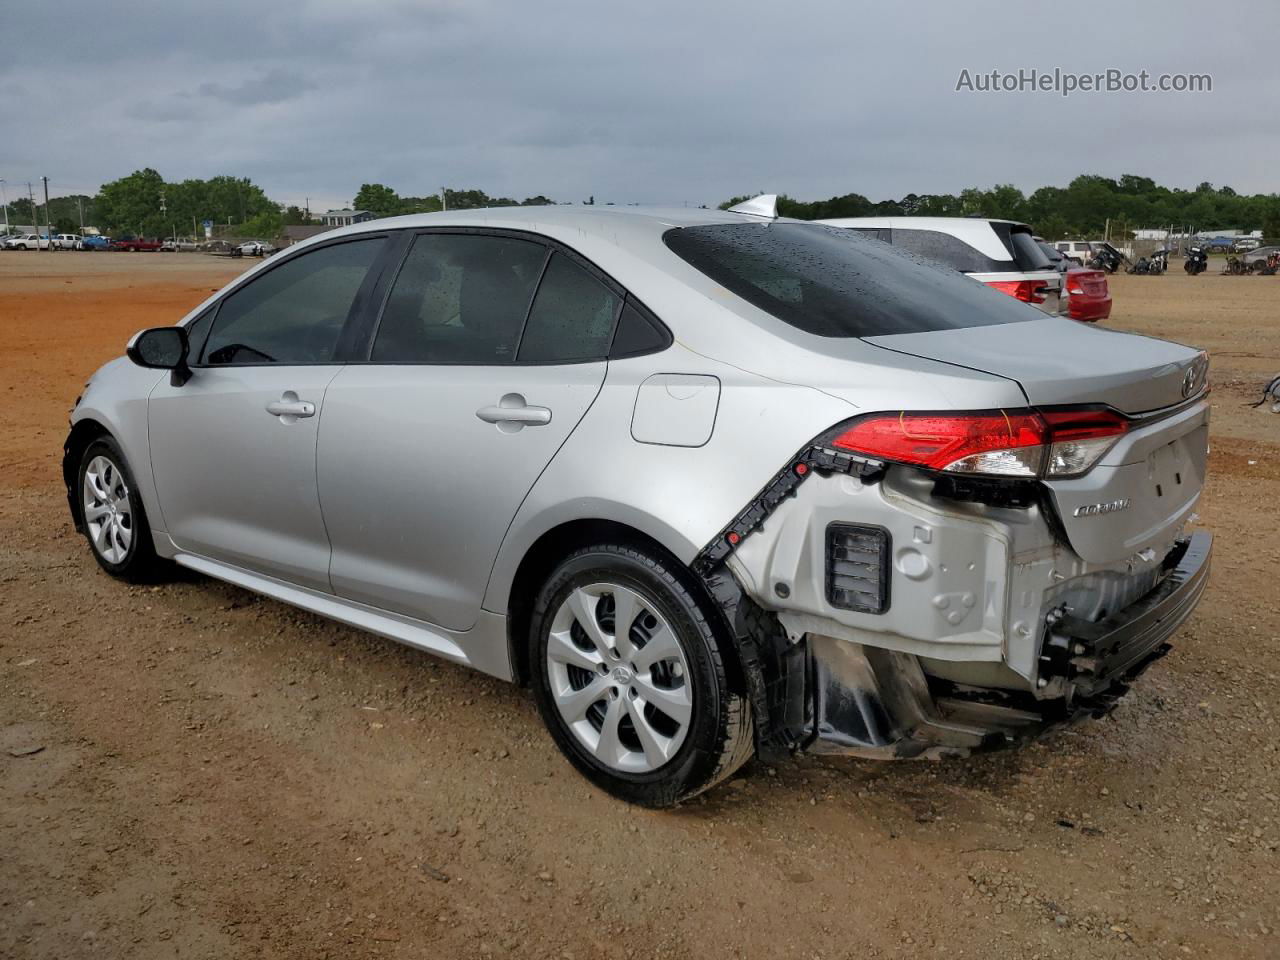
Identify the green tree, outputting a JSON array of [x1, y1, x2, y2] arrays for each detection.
[[239, 208, 284, 239], [353, 183, 403, 218], [400, 194, 443, 214], [96, 168, 166, 236]]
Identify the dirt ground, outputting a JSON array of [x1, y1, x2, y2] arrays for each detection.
[[2, 251, 1278, 960]]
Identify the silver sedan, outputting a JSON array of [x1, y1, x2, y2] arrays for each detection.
[[65, 199, 1211, 806]]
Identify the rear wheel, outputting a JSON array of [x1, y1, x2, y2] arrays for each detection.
[[529, 544, 753, 807], [77, 437, 167, 582]]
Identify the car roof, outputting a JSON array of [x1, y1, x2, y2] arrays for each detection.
[[280, 204, 815, 284], [327, 204, 773, 243]]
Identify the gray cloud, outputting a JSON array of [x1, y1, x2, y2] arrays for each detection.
[[1, 0, 1275, 211], [197, 69, 318, 106]]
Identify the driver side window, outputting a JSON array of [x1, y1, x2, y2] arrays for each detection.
[[201, 237, 386, 365]]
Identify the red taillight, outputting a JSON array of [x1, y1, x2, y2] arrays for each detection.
[[985, 279, 1047, 304], [831, 411, 1048, 477], [1040, 408, 1127, 476], [828, 408, 1129, 479], [1039, 408, 1128, 442]]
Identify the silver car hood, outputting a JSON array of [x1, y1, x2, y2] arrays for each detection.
[[864, 317, 1204, 415]]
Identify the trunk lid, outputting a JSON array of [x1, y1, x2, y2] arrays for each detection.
[[865, 318, 1210, 564], [864, 316, 1205, 415]]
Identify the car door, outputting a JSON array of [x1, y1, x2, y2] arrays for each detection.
[[148, 234, 389, 591], [317, 231, 622, 631]]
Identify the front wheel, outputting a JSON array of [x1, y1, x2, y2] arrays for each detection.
[[529, 544, 754, 807], [77, 437, 168, 582]]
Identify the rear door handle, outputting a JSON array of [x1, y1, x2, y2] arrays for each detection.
[[476, 393, 552, 428], [266, 393, 316, 419]]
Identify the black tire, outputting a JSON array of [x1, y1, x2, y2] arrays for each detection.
[[529, 544, 754, 807], [76, 436, 168, 583]]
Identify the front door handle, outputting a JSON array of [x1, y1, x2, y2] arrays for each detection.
[[476, 393, 552, 430], [266, 392, 316, 420]]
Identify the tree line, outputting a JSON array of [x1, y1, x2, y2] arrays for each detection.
[[352, 183, 554, 217], [12, 169, 1279, 241], [722, 174, 1280, 240], [5, 170, 560, 238]]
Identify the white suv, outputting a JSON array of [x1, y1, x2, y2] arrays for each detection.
[[52, 234, 81, 250], [818, 217, 1065, 315]]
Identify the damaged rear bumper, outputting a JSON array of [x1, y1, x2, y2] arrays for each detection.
[[803, 532, 1212, 758]]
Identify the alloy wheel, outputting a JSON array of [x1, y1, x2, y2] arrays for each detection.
[[545, 582, 693, 773], [83, 455, 133, 564]]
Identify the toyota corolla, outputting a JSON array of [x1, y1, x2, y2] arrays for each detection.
[[64, 197, 1212, 807]]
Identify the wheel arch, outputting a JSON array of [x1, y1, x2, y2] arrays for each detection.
[[63, 417, 113, 531], [502, 517, 747, 700]]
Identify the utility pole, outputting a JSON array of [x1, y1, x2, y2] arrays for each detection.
[[440, 188, 447, 212], [26, 182, 37, 244], [40, 177, 50, 251], [0, 179, 9, 235], [77, 195, 84, 231]]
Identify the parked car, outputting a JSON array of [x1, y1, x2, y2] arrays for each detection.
[[51, 233, 81, 250], [64, 200, 1212, 806], [1232, 238, 1261, 253], [1036, 239, 1071, 273], [233, 239, 275, 257], [78, 235, 112, 251], [110, 237, 163, 252], [818, 216, 1065, 315], [1243, 245, 1280, 269], [8, 233, 51, 250], [1064, 267, 1112, 322], [161, 238, 200, 252], [1054, 240, 1095, 265]]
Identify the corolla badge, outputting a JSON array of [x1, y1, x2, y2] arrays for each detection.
[[1074, 499, 1131, 517]]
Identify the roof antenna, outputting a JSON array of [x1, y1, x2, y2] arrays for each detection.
[[726, 194, 778, 219]]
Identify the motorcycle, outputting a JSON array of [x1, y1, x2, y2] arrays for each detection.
[[1088, 242, 1125, 274], [1223, 256, 1250, 275], [1148, 248, 1169, 274], [1184, 245, 1208, 275]]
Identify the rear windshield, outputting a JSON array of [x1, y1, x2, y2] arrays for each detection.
[[663, 222, 1040, 338], [997, 224, 1054, 271]]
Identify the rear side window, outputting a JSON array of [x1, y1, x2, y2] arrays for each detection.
[[372, 233, 546, 363], [517, 253, 621, 363], [664, 222, 1039, 338], [610, 298, 671, 358], [202, 237, 385, 364], [886, 228, 1003, 273]]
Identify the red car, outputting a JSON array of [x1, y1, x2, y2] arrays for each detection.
[[1065, 267, 1112, 322], [110, 237, 163, 252]]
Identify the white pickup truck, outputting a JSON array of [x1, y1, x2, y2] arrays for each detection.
[[6, 234, 51, 250]]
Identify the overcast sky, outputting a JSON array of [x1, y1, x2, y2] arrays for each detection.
[[3, 1, 1275, 211]]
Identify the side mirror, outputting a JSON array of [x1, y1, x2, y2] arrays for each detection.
[[126, 326, 191, 386]]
